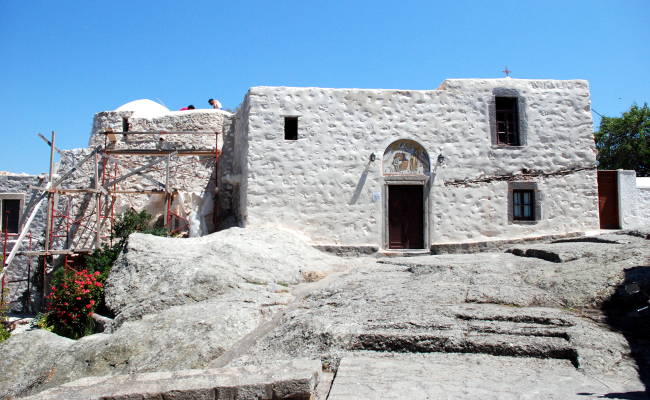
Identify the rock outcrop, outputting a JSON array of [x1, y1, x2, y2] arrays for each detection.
[[1, 227, 648, 399], [0, 227, 347, 398]]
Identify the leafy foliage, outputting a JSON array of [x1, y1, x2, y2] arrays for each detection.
[[594, 103, 650, 176], [111, 210, 167, 245], [46, 270, 103, 339]]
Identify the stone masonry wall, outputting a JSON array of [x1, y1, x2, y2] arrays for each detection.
[[53, 109, 231, 242], [0, 174, 48, 311], [241, 79, 600, 246]]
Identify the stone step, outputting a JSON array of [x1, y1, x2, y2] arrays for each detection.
[[346, 330, 578, 366], [22, 359, 321, 400]]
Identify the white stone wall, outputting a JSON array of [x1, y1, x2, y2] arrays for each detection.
[[239, 79, 600, 246], [636, 177, 650, 227], [617, 170, 641, 228]]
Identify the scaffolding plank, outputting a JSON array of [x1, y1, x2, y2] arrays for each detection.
[[104, 149, 216, 156], [101, 131, 219, 135], [20, 249, 94, 256]]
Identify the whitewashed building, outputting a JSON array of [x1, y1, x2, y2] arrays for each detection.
[[221, 78, 601, 251]]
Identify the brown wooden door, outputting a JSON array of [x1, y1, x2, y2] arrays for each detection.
[[597, 171, 620, 229], [388, 185, 424, 249]]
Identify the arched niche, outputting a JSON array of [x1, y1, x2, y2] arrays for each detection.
[[382, 139, 430, 176]]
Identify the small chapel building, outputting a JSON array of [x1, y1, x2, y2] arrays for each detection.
[[220, 78, 601, 251]]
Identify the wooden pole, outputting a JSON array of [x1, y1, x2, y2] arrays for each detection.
[[94, 153, 101, 249], [42, 131, 56, 308], [164, 153, 171, 228]]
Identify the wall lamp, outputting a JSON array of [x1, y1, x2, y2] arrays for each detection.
[[369, 153, 376, 162], [437, 154, 445, 165]]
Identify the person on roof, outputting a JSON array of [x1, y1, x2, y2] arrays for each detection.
[[179, 105, 195, 111], [208, 98, 222, 109]]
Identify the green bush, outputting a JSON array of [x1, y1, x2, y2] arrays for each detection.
[[0, 326, 10, 341], [47, 209, 168, 339], [111, 210, 168, 245], [46, 269, 103, 339]]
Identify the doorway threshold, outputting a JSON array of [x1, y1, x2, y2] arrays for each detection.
[[378, 249, 430, 257]]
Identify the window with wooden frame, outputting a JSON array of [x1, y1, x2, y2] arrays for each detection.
[[0, 198, 21, 234], [512, 189, 535, 221], [495, 97, 520, 146], [284, 117, 298, 140]]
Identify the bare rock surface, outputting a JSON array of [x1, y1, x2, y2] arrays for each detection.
[[0, 227, 348, 399], [227, 266, 638, 387], [1, 228, 649, 399], [106, 226, 346, 324], [0, 330, 74, 399]]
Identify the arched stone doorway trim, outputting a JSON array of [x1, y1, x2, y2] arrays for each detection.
[[382, 139, 431, 250]]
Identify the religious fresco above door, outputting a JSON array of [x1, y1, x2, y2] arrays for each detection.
[[382, 140, 430, 176]]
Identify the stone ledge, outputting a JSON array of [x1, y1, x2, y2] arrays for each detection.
[[430, 232, 586, 255], [313, 245, 379, 257], [21, 359, 321, 400]]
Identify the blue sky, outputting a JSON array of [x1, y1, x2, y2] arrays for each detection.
[[1, 0, 648, 174]]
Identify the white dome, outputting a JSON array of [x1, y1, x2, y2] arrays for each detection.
[[114, 99, 169, 118]]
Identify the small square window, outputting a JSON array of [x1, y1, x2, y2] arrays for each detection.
[[284, 117, 298, 140], [513, 189, 535, 221], [1, 199, 21, 234], [495, 97, 519, 146]]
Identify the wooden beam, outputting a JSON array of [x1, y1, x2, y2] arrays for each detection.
[[20, 249, 94, 256], [28, 187, 168, 195], [104, 149, 215, 156], [42, 131, 56, 307], [38, 133, 65, 156], [94, 153, 101, 249], [2, 197, 46, 270], [51, 146, 103, 189], [101, 131, 219, 135]]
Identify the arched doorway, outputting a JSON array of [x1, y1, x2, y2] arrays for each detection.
[[382, 140, 430, 250]]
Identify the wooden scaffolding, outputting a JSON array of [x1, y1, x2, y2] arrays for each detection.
[[1, 129, 220, 309]]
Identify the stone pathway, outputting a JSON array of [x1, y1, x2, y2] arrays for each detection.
[[326, 353, 645, 400]]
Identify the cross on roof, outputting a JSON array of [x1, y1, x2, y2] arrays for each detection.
[[502, 66, 511, 77]]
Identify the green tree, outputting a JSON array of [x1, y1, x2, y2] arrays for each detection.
[[594, 103, 650, 176]]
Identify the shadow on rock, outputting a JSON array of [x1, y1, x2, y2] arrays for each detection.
[[602, 265, 650, 393], [578, 391, 650, 399]]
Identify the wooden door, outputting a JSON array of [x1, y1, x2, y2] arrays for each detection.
[[597, 171, 620, 229], [388, 185, 424, 249]]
